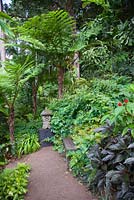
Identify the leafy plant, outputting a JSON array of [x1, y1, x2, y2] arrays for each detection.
[[0, 11, 14, 37], [0, 163, 30, 200], [0, 143, 11, 168], [19, 10, 75, 98], [102, 99, 134, 134], [87, 130, 134, 199], [15, 133, 40, 158], [82, 0, 109, 9], [0, 58, 33, 143]]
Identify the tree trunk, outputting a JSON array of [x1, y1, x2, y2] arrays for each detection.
[[0, 0, 6, 64], [8, 106, 15, 144], [74, 52, 80, 78], [58, 66, 64, 98], [65, 0, 80, 78], [32, 79, 38, 117], [65, 0, 74, 16]]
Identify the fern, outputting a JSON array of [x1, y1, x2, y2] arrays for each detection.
[[0, 11, 14, 37], [20, 10, 75, 55], [0, 58, 33, 104]]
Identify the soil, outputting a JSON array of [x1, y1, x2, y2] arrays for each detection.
[[7, 147, 97, 200]]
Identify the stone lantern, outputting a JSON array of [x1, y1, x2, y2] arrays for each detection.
[[41, 109, 52, 129], [39, 109, 53, 147]]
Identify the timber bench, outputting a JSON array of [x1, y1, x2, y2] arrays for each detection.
[[62, 137, 77, 170]]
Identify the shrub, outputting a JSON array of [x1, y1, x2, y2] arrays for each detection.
[[0, 163, 30, 200], [15, 133, 40, 158], [0, 143, 12, 168], [88, 130, 134, 200], [49, 77, 134, 199]]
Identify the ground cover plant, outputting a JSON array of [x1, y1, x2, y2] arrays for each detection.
[[0, 163, 30, 200]]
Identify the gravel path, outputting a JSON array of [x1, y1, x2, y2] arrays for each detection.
[[8, 147, 96, 200]]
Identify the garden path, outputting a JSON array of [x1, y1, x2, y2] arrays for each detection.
[[8, 147, 96, 200]]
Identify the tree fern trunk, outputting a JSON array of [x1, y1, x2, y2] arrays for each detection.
[[58, 66, 64, 98], [8, 106, 15, 144], [65, 0, 80, 78], [65, 0, 74, 16], [74, 52, 80, 78], [0, 0, 6, 64], [32, 79, 38, 117]]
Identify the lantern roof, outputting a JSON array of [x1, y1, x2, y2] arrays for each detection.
[[41, 109, 52, 116]]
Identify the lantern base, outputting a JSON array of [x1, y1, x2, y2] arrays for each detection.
[[38, 129, 54, 147]]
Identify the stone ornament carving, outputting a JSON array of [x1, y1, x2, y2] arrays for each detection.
[[41, 109, 52, 129]]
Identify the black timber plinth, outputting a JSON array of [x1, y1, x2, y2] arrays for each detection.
[[38, 129, 53, 147]]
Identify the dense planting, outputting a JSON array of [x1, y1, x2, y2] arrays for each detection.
[[0, 0, 134, 199], [0, 163, 30, 200], [50, 77, 134, 199]]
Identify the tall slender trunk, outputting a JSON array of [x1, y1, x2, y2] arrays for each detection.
[[74, 52, 80, 78], [8, 106, 15, 144], [0, 0, 6, 64], [65, 0, 74, 16], [32, 53, 38, 116], [32, 79, 38, 116], [65, 0, 80, 78], [58, 66, 64, 98]]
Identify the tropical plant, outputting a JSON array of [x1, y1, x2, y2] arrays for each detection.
[[82, 0, 109, 9], [15, 133, 40, 158], [88, 129, 134, 200], [102, 99, 134, 135], [0, 143, 11, 168], [0, 58, 33, 143], [0, 11, 14, 37], [0, 10, 14, 64], [0, 163, 30, 200], [19, 10, 75, 98]]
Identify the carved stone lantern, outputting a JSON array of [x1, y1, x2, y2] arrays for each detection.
[[39, 109, 53, 147], [41, 109, 52, 129]]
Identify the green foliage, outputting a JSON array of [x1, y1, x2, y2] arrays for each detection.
[[68, 149, 89, 179], [82, 0, 109, 9], [50, 76, 134, 199], [101, 97, 134, 135], [20, 10, 75, 58], [0, 163, 30, 200], [50, 89, 112, 139], [51, 135, 64, 153], [0, 143, 11, 167], [13, 116, 41, 158], [0, 57, 33, 107], [90, 76, 132, 101], [0, 11, 14, 37], [15, 115, 42, 134], [50, 77, 131, 150], [78, 2, 134, 78], [15, 133, 40, 158]]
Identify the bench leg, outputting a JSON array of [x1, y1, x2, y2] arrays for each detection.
[[65, 152, 70, 171]]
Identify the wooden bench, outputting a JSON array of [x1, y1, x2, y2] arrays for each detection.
[[62, 137, 77, 170]]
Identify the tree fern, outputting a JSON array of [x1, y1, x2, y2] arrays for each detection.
[[19, 10, 75, 55], [0, 11, 14, 37], [0, 58, 34, 143]]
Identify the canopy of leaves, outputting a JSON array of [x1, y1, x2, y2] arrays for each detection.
[[19, 10, 75, 64]]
